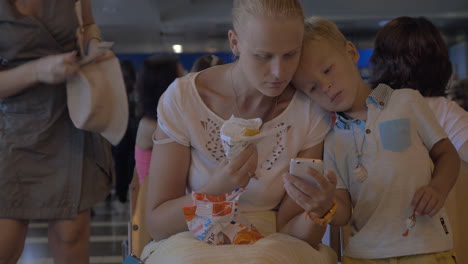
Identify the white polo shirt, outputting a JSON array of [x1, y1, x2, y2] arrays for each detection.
[[324, 84, 453, 259]]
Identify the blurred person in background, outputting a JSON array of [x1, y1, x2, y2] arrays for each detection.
[[370, 16, 468, 264], [370, 16, 468, 163], [190, 54, 225, 72], [134, 55, 185, 184], [112, 60, 138, 207], [0, 0, 113, 263], [447, 78, 468, 112]]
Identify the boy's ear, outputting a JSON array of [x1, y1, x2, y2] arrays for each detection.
[[345, 41, 360, 65], [228, 29, 240, 56]]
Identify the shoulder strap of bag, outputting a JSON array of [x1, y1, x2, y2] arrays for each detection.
[[74, 1, 86, 57]]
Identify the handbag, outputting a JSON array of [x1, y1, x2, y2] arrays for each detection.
[[66, 1, 128, 146]]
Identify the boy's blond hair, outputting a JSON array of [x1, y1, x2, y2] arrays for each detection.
[[232, 0, 304, 31], [304, 17, 347, 49]]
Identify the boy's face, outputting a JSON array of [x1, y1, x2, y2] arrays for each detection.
[[292, 39, 361, 112]]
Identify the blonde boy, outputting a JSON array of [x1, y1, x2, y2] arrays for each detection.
[[292, 17, 460, 263]]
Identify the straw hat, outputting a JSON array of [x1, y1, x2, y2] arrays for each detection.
[[66, 56, 128, 145]]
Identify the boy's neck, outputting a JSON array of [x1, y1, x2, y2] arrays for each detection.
[[343, 84, 372, 121]]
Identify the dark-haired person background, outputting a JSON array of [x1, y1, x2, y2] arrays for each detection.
[[134, 55, 185, 185], [370, 16, 468, 263], [112, 60, 138, 207], [190, 54, 225, 72], [370, 16, 468, 163]]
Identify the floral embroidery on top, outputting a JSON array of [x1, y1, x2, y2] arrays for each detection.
[[201, 118, 225, 161], [262, 123, 291, 170]]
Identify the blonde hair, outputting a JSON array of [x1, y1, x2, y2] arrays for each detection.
[[304, 17, 347, 48], [232, 0, 304, 31]]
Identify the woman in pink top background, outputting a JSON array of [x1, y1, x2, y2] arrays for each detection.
[[135, 55, 185, 184]]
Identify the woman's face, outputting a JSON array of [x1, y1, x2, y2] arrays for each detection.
[[230, 15, 304, 97]]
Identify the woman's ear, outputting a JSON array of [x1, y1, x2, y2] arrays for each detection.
[[345, 41, 360, 65], [228, 29, 239, 56]]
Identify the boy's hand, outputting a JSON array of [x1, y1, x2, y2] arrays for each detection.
[[411, 185, 446, 216], [283, 168, 337, 217]]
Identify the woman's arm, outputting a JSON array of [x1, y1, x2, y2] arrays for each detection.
[[146, 124, 259, 241], [80, 0, 95, 26], [136, 118, 158, 150], [277, 143, 330, 247], [145, 125, 193, 241], [0, 52, 77, 99], [0, 63, 38, 99]]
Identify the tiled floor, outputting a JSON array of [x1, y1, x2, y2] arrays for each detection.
[[18, 201, 129, 264]]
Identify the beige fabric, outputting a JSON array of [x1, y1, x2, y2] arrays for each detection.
[[67, 56, 129, 145], [141, 211, 338, 264], [129, 170, 151, 257], [343, 250, 456, 264], [66, 1, 128, 146], [445, 161, 468, 264]]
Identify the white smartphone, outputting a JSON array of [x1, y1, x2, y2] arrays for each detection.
[[289, 158, 323, 185]]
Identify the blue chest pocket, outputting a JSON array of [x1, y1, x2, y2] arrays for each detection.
[[379, 118, 412, 152]]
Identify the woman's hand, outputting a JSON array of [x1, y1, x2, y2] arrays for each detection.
[[77, 39, 115, 66], [33, 51, 78, 84], [199, 144, 258, 196], [283, 168, 337, 217]]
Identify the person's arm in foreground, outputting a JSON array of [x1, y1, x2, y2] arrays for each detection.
[[412, 138, 460, 216], [146, 125, 258, 241], [279, 142, 352, 248], [0, 52, 78, 99]]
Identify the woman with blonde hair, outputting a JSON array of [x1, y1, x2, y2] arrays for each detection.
[[140, 0, 337, 263]]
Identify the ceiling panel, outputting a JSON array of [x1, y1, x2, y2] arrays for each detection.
[[92, 0, 468, 53]]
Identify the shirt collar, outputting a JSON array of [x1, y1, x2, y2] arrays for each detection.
[[366, 83, 393, 110], [335, 84, 394, 130]]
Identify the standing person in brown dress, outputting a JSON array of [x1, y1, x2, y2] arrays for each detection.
[[0, 0, 113, 263]]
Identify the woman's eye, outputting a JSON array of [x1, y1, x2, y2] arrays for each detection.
[[256, 54, 271, 60]]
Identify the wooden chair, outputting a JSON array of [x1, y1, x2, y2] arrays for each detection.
[[126, 169, 152, 257], [445, 162, 468, 263]]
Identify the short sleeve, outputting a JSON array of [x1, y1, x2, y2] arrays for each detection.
[[410, 90, 447, 150], [303, 102, 331, 150], [323, 132, 347, 190], [157, 78, 190, 147], [442, 100, 468, 150]]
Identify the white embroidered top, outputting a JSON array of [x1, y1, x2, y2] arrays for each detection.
[[425, 97, 468, 151], [156, 72, 331, 212]]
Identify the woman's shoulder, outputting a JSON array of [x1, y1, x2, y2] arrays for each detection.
[[136, 118, 158, 149], [161, 73, 198, 104], [195, 64, 229, 99]]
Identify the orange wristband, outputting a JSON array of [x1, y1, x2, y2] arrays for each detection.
[[306, 201, 338, 227]]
